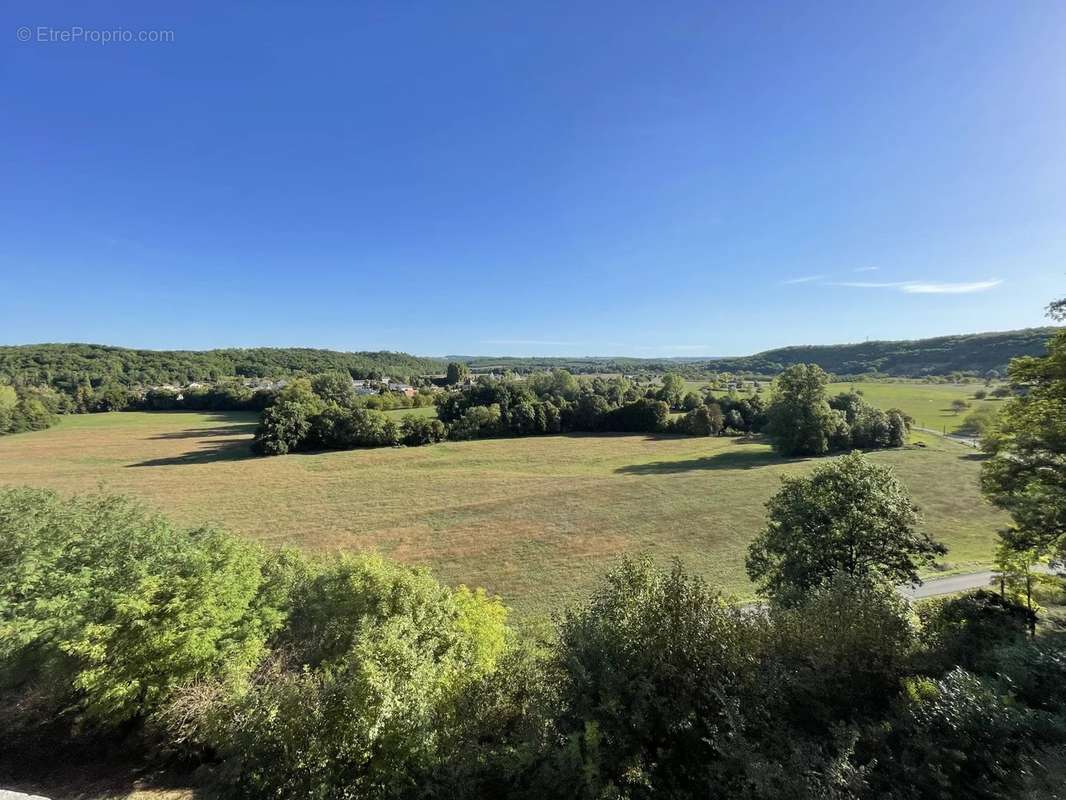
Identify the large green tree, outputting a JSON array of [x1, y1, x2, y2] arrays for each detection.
[[746, 452, 946, 604], [981, 300, 1066, 559], [764, 364, 839, 456], [658, 372, 686, 408], [446, 361, 469, 385]]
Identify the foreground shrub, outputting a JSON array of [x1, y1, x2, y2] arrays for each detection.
[[546, 557, 875, 800], [175, 555, 511, 799], [868, 668, 1060, 800], [550, 557, 758, 798], [0, 487, 280, 728], [915, 590, 1033, 675], [767, 576, 916, 730]]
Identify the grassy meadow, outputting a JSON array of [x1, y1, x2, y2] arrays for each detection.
[[0, 408, 1007, 618], [826, 381, 1003, 433], [382, 404, 439, 419]]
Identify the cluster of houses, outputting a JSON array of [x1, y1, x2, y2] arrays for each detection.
[[141, 375, 421, 400], [351, 377, 416, 398]]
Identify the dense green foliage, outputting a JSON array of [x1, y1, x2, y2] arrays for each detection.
[[981, 316, 1066, 560], [0, 343, 444, 391], [251, 377, 443, 454], [1, 487, 1063, 799], [765, 365, 907, 456], [0, 382, 63, 435], [0, 488, 509, 799], [0, 488, 281, 726], [254, 370, 765, 455], [437, 371, 764, 438], [746, 453, 946, 605]]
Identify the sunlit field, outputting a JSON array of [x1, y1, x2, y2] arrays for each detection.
[[825, 381, 1004, 433], [0, 411, 1008, 617], [683, 379, 1003, 435]]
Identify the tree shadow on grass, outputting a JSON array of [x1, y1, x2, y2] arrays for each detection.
[[616, 444, 785, 475], [127, 420, 258, 467], [148, 423, 258, 440], [127, 435, 256, 467]]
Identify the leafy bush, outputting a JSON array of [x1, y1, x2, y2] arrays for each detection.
[[670, 405, 722, 436], [602, 398, 669, 433], [869, 669, 1058, 800], [181, 555, 510, 799], [448, 404, 503, 440], [0, 383, 61, 436], [994, 639, 1066, 713], [550, 557, 760, 798], [400, 415, 447, 446], [767, 576, 916, 729], [0, 487, 280, 728], [916, 590, 1032, 674]]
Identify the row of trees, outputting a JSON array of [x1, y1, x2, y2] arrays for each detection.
[[251, 363, 921, 458], [3, 450, 1063, 799], [0, 374, 441, 439], [252, 370, 775, 455]]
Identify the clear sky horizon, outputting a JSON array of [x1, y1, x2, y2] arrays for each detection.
[[2, 1, 1064, 357]]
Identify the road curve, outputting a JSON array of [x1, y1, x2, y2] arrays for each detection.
[[901, 565, 1056, 600], [901, 571, 997, 599]]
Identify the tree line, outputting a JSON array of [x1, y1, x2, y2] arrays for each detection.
[[252, 370, 774, 455], [251, 365, 912, 458], [3, 443, 1063, 799], [0, 343, 444, 393]]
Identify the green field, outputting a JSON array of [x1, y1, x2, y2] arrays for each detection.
[[0, 409, 1008, 618], [826, 381, 1003, 433], [381, 404, 439, 419], [683, 379, 1003, 435]]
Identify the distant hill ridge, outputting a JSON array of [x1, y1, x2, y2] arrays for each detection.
[[461, 326, 1059, 377], [696, 326, 1059, 376], [0, 327, 1057, 389]]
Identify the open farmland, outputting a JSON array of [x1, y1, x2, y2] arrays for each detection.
[[0, 411, 1008, 618], [825, 381, 1004, 433]]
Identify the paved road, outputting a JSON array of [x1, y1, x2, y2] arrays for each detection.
[[901, 565, 1056, 600], [913, 426, 980, 448], [901, 571, 997, 599]]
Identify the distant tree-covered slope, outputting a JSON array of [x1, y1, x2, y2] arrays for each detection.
[[702, 327, 1058, 377], [0, 344, 444, 390], [1, 327, 1056, 391], [462, 327, 1058, 377]]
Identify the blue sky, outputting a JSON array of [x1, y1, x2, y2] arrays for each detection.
[[2, 1, 1063, 357]]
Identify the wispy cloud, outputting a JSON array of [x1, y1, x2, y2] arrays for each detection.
[[900, 280, 1003, 294], [831, 281, 909, 289], [780, 274, 826, 285], [828, 279, 1002, 294], [853, 266, 879, 273]]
